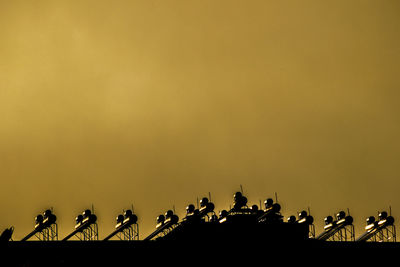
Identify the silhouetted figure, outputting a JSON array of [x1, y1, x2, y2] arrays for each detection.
[[0, 227, 14, 242]]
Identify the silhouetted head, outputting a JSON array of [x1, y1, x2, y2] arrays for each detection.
[[287, 215, 296, 223], [251, 205, 258, 211], [233, 192, 242, 202], [89, 214, 97, 223], [170, 214, 179, 224], [272, 203, 281, 212], [298, 210, 307, 219], [157, 215, 165, 223], [325, 216, 333, 225], [264, 198, 273, 208], [43, 209, 52, 218], [116, 214, 124, 223], [35, 214, 44, 224], [206, 202, 215, 213], [83, 209, 92, 218], [379, 211, 388, 220], [124, 210, 133, 218], [76, 215, 84, 224], [48, 214, 57, 224], [386, 216, 395, 225], [366, 216, 375, 225], [219, 210, 228, 218], [130, 214, 138, 224], [344, 216, 353, 225], [165, 210, 174, 219], [186, 204, 195, 214], [233, 195, 247, 209], [337, 211, 346, 220], [200, 197, 209, 207]]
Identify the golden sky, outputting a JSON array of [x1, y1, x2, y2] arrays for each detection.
[[1, 0, 400, 240]]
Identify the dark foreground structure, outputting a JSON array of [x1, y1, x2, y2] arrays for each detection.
[[2, 192, 399, 266], [3, 237, 400, 266]]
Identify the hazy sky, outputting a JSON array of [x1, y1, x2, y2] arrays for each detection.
[[1, 0, 400, 240]]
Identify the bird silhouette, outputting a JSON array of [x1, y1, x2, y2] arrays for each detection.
[[0, 226, 14, 242]]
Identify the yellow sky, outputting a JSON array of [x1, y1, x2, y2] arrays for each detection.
[[1, 0, 400, 239]]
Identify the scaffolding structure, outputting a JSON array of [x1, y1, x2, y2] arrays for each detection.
[[35, 223, 58, 241], [316, 211, 354, 241], [374, 224, 396, 242], [103, 209, 139, 241], [16, 193, 398, 246], [144, 210, 179, 241], [326, 223, 355, 241], [21, 209, 58, 241], [115, 223, 139, 241], [356, 211, 396, 242], [62, 208, 98, 241]]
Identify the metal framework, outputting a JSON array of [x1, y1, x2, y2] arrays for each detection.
[[378, 224, 396, 242], [326, 224, 355, 241], [144, 211, 179, 241], [62, 208, 99, 241], [21, 209, 58, 241], [316, 211, 354, 241], [356, 211, 396, 242], [154, 223, 178, 239], [76, 223, 99, 241], [366, 224, 396, 242], [115, 223, 139, 241], [35, 223, 58, 241]]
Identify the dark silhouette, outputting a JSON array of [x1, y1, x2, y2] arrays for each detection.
[[144, 209, 179, 241], [356, 211, 396, 242], [103, 209, 139, 241], [316, 211, 355, 241], [21, 209, 58, 241], [287, 209, 315, 238], [0, 226, 13, 242], [62, 209, 98, 241], [2, 191, 399, 266]]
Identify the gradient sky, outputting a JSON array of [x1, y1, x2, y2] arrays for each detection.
[[1, 0, 400, 240]]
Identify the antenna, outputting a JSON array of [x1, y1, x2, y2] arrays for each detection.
[[131, 204, 134, 213], [196, 197, 199, 209], [240, 185, 244, 194], [308, 207, 311, 215], [173, 205, 176, 214], [275, 192, 278, 203], [390, 206, 392, 216], [347, 208, 350, 216], [208, 192, 212, 202]]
